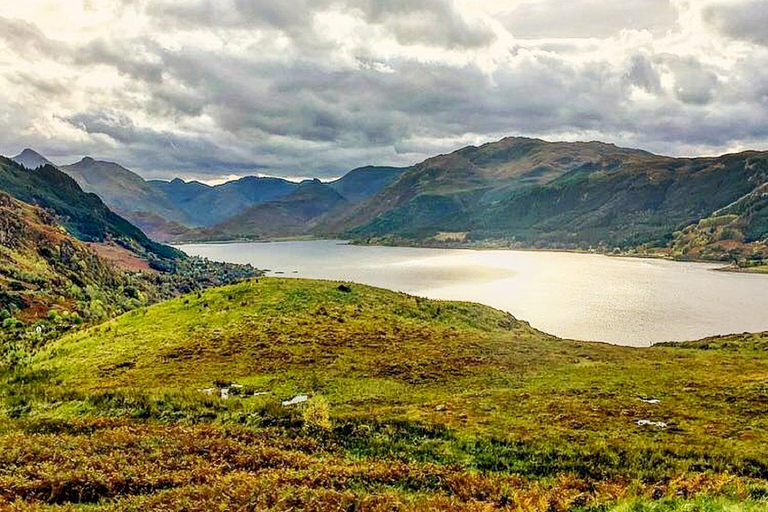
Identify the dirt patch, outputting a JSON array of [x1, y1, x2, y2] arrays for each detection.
[[87, 243, 151, 272]]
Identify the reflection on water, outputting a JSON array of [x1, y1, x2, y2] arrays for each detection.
[[180, 240, 768, 347]]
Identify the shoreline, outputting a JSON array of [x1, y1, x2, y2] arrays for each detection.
[[173, 236, 768, 274]]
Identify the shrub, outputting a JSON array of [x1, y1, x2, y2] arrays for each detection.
[[303, 395, 332, 430]]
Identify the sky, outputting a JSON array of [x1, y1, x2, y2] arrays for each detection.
[[1, 0, 768, 182]]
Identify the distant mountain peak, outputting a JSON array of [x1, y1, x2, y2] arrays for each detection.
[[11, 148, 54, 169]]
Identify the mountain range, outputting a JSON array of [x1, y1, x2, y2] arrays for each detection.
[[9, 138, 768, 264]]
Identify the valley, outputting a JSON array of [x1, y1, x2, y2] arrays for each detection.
[[14, 136, 767, 268], [2, 138, 767, 511]]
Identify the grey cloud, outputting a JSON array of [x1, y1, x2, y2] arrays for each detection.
[[666, 57, 719, 105], [704, 1, 768, 45], [625, 54, 661, 93], [7, 0, 768, 182], [347, 0, 495, 49], [76, 39, 165, 83], [146, 0, 494, 50], [0, 17, 62, 57], [499, 0, 677, 39], [147, 0, 325, 34]]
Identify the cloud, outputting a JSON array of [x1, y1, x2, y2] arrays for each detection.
[[666, 56, 719, 105], [704, 0, 768, 45], [499, 0, 677, 39], [147, 0, 495, 50], [625, 54, 661, 94], [0, 0, 768, 181], [0, 17, 62, 57]]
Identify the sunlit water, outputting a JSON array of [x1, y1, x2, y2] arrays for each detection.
[[180, 240, 768, 347]]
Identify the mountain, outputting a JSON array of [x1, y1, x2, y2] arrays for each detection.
[[328, 166, 407, 202], [11, 148, 55, 170], [0, 157, 181, 262], [191, 179, 349, 240], [316, 138, 768, 257], [149, 176, 299, 226], [60, 158, 192, 241]]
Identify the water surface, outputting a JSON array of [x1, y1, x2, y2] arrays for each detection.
[[181, 240, 768, 346]]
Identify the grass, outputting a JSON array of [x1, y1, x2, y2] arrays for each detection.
[[1, 278, 768, 511]]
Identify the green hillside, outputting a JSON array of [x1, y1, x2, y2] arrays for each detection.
[[304, 138, 768, 263], [3, 278, 767, 510], [0, 191, 261, 367], [0, 157, 180, 262]]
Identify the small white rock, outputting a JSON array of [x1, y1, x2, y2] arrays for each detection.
[[282, 394, 309, 406], [637, 419, 667, 428], [221, 388, 230, 399]]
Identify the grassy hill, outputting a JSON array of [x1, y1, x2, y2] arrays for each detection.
[[2, 278, 767, 510], [0, 157, 181, 263]]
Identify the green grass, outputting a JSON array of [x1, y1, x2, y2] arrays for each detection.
[[2, 278, 768, 511]]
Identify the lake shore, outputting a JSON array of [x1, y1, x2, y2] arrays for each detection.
[[174, 236, 768, 275]]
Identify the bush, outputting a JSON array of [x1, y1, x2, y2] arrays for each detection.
[[303, 395, 332, 430]]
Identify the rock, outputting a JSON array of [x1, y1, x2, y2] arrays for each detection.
[[637, 419, 667, 428], [282, 395, 309, 406], [435, 404, 448, 412]]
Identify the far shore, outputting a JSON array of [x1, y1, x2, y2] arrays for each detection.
[[170, 236, 768, 275]]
